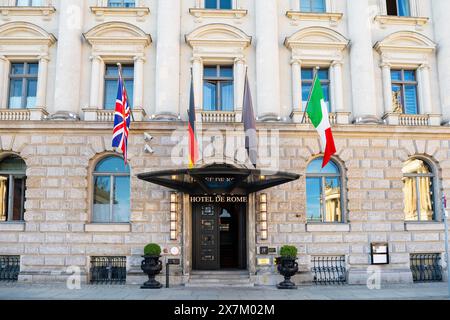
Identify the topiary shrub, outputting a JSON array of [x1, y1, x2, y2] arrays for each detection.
[[279, 245, 298, 259], [144, 243, 161, 256]]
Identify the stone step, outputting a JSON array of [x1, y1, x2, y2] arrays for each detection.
[[185, 280, 255, 288], [189, 274, 251, 280]]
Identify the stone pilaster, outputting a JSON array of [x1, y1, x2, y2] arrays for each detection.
[[255, 0, 281, 121], [153, 0, 181, 121], [347, 0, 379, 124], [53, 0, 85, 116]]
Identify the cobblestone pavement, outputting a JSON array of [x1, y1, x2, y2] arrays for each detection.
[[0, 282, 449, 300]]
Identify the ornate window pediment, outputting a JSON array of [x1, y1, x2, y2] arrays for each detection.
[[84, 21, 151, 56], [285, 26, 349, 62], [186, 23, 251, 58], [0, 21, 56, 50], [375, 31, 435, 65]]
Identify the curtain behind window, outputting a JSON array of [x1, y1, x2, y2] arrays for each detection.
[[0, 176, 6, 221]]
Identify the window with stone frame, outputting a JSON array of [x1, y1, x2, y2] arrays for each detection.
[[92, 156, 130, 223], [103, 64, 134, 110], [306, 158, 343, 223], [204, 0, 232, 9], [402, 158, 437, 222], [300, 0, 326, 13], [107, 0, 135, 8], [0, 155, 26, 222], [203, 65, 234, 112], [8, 62, 38, 109], [386, 0, 411, 16], [301, 67, 330, 112], [15, 0, 42, 6], [391, 69, 419, 115]]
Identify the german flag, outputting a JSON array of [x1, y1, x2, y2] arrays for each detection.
[[188, 73, 199, 168]]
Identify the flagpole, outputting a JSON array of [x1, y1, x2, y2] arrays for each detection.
[[300, 66, 320, 124], [117, 63, 135, 122]]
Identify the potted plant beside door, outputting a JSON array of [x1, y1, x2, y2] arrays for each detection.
[[275, 245, 299, 289], [141, 243, 163, 289]]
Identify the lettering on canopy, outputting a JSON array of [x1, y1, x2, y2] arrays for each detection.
[[190, 195, 248, 203]]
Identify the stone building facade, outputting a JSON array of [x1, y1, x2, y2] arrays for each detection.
[[0, 0, 450, 286]]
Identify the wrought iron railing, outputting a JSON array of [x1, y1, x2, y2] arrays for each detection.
[[410, 253, 443, 282], [311, 256, 346, 285], [90, 256, 127, 284], [0, 256, 20, 281]]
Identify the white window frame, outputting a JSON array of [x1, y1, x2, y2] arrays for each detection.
[[195, 0, 239, 9], [285, 27, 349, 124], [186, 24, 251, 122], [83, 22, 151, 121], [0, 22, 55, 119], [375, 31, 439, 125], [378, 0, 420, 17]]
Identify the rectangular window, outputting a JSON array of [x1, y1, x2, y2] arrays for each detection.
[[391, 69, 418, 115], [93, 176, 130, 223], [104, 64, 134, 110], [107, 0, 135, 8], [301, 68, 330, 111], [300, 0, 326, 13], [203, 65, 234, 112], [386, 0, 411, 17], [16, 0, 42, 6], [8, 62, 38, 109], [204, 0, 232, 9], [0, 176, 25, 222]]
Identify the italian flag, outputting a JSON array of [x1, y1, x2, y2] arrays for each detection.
[[306, 75, 336, 168]]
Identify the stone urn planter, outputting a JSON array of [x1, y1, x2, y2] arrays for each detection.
[[141, 243, 163, 289], [276, 245, 299, 289]]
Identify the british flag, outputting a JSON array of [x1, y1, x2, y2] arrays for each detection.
[[112, 66, 131, 165]]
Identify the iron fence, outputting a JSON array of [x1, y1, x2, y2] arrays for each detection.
[[0, 256, 20, 282], [90, 256, 127, 284], [311, 256, 347, 285], [410, 253, 443, 282]]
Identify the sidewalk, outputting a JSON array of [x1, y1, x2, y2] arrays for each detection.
[[0, 282, 449, 300]]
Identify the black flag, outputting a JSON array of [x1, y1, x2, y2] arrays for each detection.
[[242, 70, 257, 167]]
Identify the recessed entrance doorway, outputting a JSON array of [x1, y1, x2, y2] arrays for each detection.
[[192, 201, 247, 270]]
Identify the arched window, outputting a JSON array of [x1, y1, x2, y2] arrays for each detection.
[[92, 156, 130, 223], [306, 157, 343, 223], [0, 155, 26, 222], [402, 158, 436, 221]]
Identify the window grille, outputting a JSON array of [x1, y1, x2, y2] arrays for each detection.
[[410, 253, 443, 282], [0, 256, 20, 281], [311, 256, 346, 285], [90, 256, 127, 284]]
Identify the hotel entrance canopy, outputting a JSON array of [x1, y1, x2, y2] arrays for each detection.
[[137, 163, 300, 195]]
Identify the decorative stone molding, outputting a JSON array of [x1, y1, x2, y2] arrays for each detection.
[[375, 31, 439, 125], [189, 8, 247, 20], [186, 24, 251, 122], [82, 108, 146, 122], [285, 27, 349, 123], [90, 6, 150, 22], [83, 22, 151, 120], [0, 6, 55, 21], [286, 12, 343, 27], [374, 15, 429, 30], [0, 22, 56, 112], [85, 223, 131, 233]]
